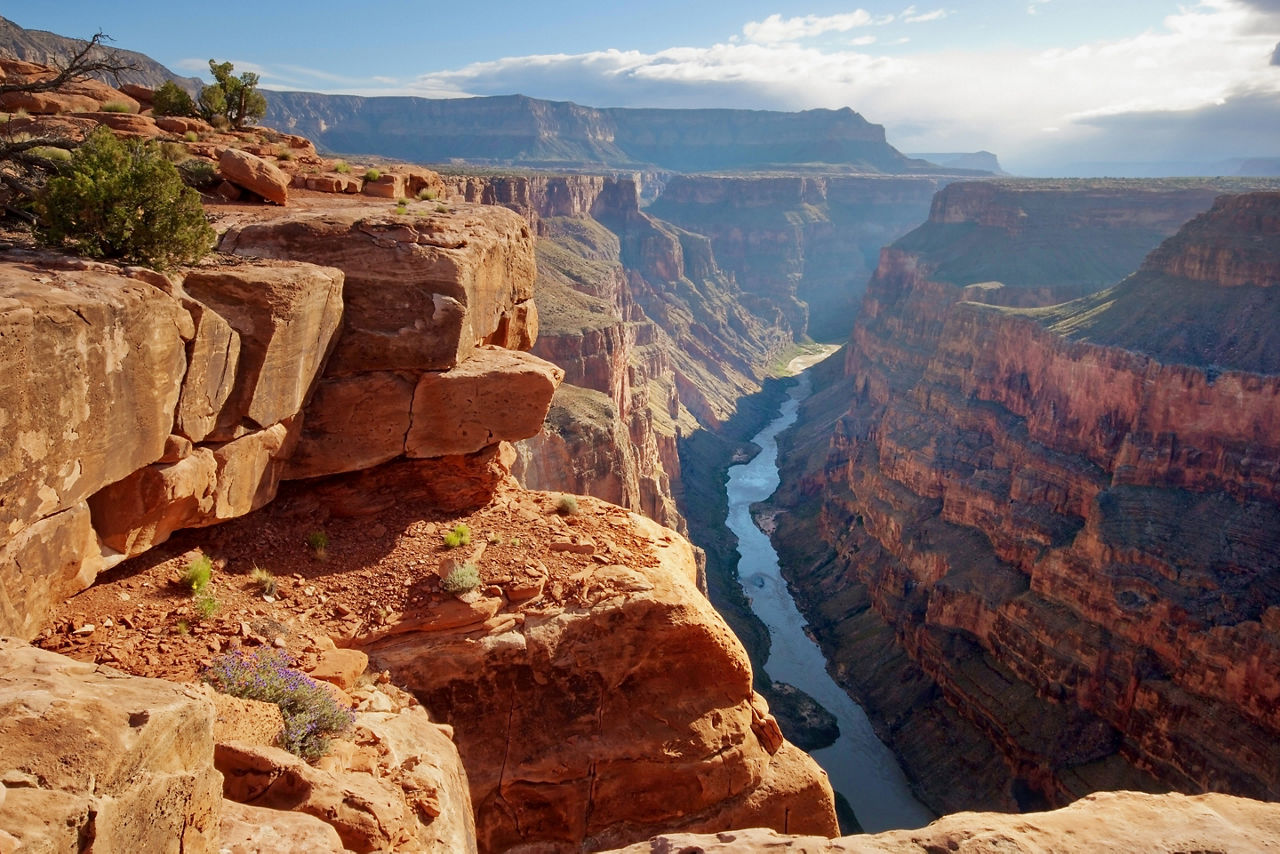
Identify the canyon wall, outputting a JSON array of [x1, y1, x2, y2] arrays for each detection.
[[773, 180, 1280, 813], [443, 173, 794, 534], [647, 175, 948, 340], [265, 93, 936, 173]]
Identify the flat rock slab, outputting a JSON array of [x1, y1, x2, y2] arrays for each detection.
[[0, 638, 222, 853]]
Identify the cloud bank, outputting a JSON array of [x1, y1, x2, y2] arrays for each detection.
[[237, 1, 1280, 174]]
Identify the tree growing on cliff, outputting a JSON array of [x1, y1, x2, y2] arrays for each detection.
[[37, 126, 216, 269], [197, 60, 266, 129], [0, 30, 136, 217]]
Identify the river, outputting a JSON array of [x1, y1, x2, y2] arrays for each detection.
[[725, 354, 934, 833]]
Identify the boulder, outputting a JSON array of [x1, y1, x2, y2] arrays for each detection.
[[362, 173, 406, 199], [307, 648, 369, 691], [181, 263, 345, 439], [0, 639, 222, 853], [219, 801, 347, 854], [0, 503, 109, 640], [219, 148, 290, 205], [220, 205, 537, 373], [406, 346, 564, 457], [305, 174, 362, 194], [88, 419, 301, 558], [283, 372, 416, 480], [0, 90, 98, 114], [71, 111, 161, 137], [216, 740, 423, 853], [155, 115, 213, 135]]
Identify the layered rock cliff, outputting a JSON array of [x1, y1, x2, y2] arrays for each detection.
[[773, 182, 1280, 813], [442, 173, 793, 534], [266, 92, 934, 173], [647, 175, 949, 340]]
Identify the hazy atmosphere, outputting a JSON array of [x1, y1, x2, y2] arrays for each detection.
[[13, 0, 1280, 174]]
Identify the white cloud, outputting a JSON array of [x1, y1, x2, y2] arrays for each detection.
[[1028, 0, 1050, 14], [264, 0, 1280, 172], [904, 8, 948, 23], [743, 11, 875, 43]]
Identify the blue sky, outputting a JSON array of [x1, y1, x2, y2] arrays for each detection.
[[10, 1, 1280, 173]]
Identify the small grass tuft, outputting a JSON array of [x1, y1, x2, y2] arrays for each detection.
[[434, 203, 448, 213], [194, 591, 220, 620], [181, 555, 213, 594], [364, 167, 381, 182], [442, 562, 481, 595], [416, 188, 438, 201], [555, 494, 579, 516], [100, 101, 133, 113], [183, 130, 198, 142], [334, 160, 350, 174], [306, 530, 329, 560], [249, 566, 277, 597], [443, 523, 471, 549]]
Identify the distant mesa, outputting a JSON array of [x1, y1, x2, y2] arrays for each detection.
[[908, 151, 1006, 175], [264, 91, 993, 175]]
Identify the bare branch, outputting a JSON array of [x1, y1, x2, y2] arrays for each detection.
[[0, 31, 139, 96]]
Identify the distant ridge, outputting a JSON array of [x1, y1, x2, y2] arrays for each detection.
[[264, 90, 970, 174], [0, 16, 201, 91]]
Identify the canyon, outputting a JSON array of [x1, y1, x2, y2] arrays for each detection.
[[771, 180, 1280, 816], [3, 23, 1280, 852]]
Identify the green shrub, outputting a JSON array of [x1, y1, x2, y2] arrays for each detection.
[[334, 160, 350, 174], [159, 141, 188, 162], [442, 562, 481, 595], [203, 649, 354, 759], [442, 524, 471, 549], [434, 203, 448, 213], [37, 127, 215, 270], [153, 81, 197, 117], [181, 555, 213, 594], [416, 187, 438, 201], [555, 494, 579, 516], [99, 100, 133, 113], [364, 168, 381, 182], [176, 157, 217, 189], [276, 149, 292, 161], [183, 130, 199, 142]]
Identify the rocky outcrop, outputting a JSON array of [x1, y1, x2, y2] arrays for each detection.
[[362, 498, 837, 852], [605, 791, 1280, 853], [0, 200, 558, 639], [777, 183, 1280, 812], [0, 256, 342, 637], [0, 637, 222, 853]]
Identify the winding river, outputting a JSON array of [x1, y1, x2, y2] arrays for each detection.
[[726, 355, 934, 833]]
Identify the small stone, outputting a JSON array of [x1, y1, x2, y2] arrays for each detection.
[[73, 624, 95, 636]]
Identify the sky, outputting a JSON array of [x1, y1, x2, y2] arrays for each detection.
[[10, 1, 1280, 174]]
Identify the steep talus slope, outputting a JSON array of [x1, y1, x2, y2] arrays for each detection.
[[646, 175, 949, 340], [772, 179, 1280, 813]]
